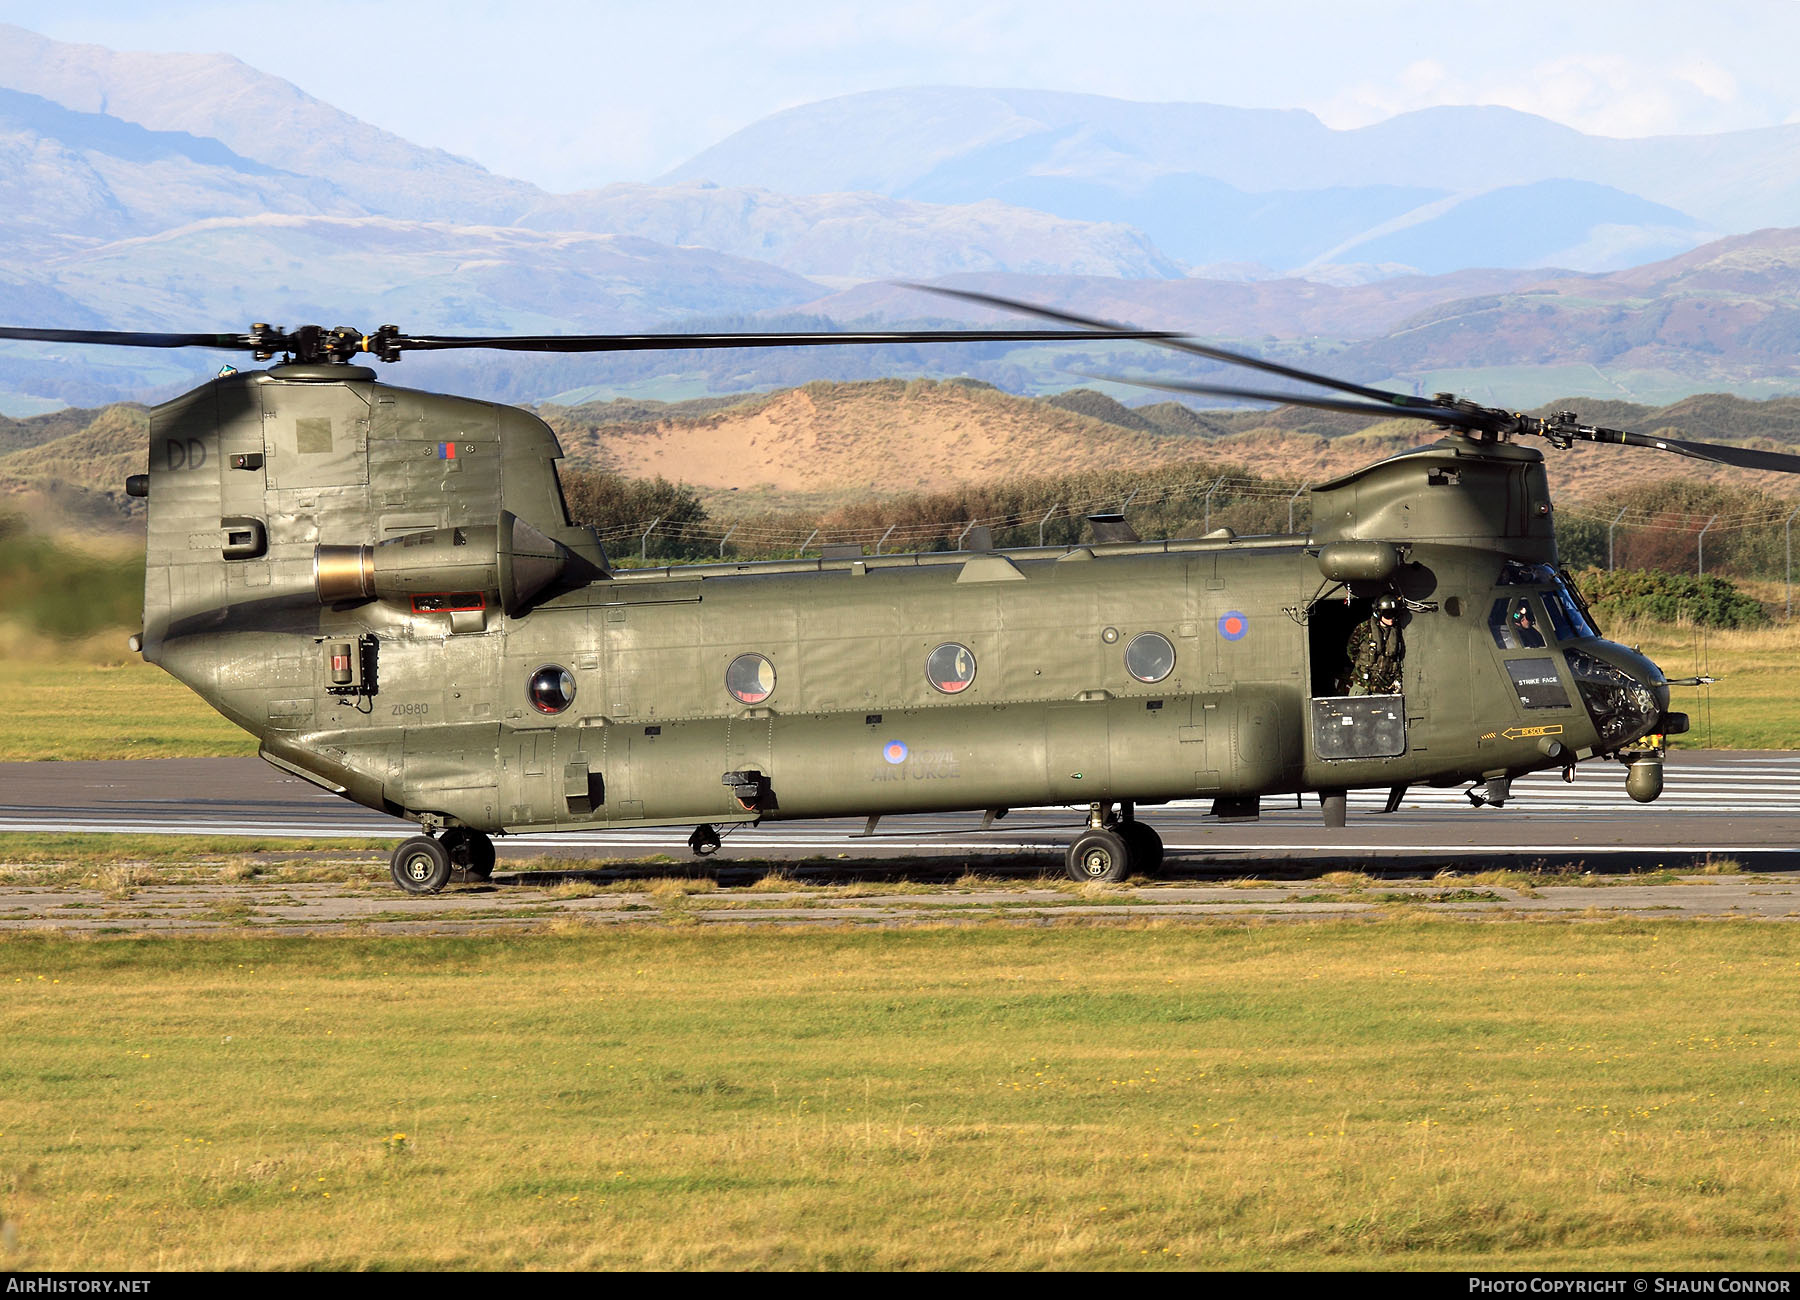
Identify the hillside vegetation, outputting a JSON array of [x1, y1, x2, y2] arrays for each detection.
[[544, 379, 1237, 497], [0, 515, 141, 641], [6, 381, 1799, 539]]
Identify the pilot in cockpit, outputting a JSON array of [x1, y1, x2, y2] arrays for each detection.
[[1500, 598, 1547, 649]]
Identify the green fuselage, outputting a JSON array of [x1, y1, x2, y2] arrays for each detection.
[[138, 365, 1669, 837]]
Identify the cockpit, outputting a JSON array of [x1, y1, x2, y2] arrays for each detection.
[[1484, 561, 1666, 751], [1486, 562, 1598, 650]]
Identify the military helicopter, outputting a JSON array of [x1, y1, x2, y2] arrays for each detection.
[[6, 291, 1798, 894]]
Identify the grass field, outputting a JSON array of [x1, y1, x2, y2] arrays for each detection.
[[3, 922, 1798, 1271], [1618, 618, 1800, 751]]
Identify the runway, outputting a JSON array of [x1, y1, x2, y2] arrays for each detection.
[[2, 750, 1795, 873]]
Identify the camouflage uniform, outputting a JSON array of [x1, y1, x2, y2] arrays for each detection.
[[1343, 614, 1404, 695]]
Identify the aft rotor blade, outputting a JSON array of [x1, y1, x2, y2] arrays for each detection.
[[0, 325, 251, 349], [905, 282, 1442, 412], [1084, 372, 1483, 428], [0, 322, 1175, 363], [390, 327, 1175, 354]]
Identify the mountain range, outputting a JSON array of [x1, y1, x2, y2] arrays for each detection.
[[666, 89, 1761, 274], [4, 25, 1800, 413]]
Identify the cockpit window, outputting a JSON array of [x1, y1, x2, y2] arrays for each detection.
[[1545, 581, 1598, 640], [1540, 591, 1573, 642], [1489, 596, 1548, 649]]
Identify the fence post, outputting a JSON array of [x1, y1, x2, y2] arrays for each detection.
[[956, 519, 976, 550], [1203, 476, 1225, 534], [1037, 504, 1058, 547], [800, 527, 819, 556], [640, 516, 661, 563], [1287, 484, 1308, 534], [717, 523, 738, 559], [875, 524, 896, 556], [1607, 506, 1626, 570], [1697, 514, 1717, 577]]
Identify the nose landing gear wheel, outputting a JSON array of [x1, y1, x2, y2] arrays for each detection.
[[391, 836, 452, 895], [1066, 827, 1131, 883]]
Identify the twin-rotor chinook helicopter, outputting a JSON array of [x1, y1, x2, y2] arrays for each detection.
[[9, 289, 1800, 893]]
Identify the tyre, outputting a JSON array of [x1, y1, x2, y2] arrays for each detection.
[[1065, 827, 1131, 883], [391, 836, 452, 894], [1120, 820, 1164, 877], [441, 828, 496, 879]]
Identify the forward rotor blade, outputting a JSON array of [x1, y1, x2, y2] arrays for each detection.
[[390, 327, 1175, 354], [0, 325, 251, 349], [1083, 372, 1483, 428], [905, 282, 1441, 412], [1564, 424, 1800, 474]]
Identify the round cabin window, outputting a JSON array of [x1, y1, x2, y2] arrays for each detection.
[[1124, 632, 1175, 684], [726, 653, 776, 704], [926, 643, 977, 694], [529, 664, 576, 715]]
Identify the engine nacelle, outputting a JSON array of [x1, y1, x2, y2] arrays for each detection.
[[315, 511, 572, 615]]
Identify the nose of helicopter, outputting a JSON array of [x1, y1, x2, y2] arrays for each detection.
[[1564, 640, 1673, 753]]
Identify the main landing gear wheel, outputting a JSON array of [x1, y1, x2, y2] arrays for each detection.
[[1119, 820, 1164, 877], [391, 836, 452, 895], [688, 824, 722, 857], [1066, 827, 1132, 883], [440, 828, 496, 879]]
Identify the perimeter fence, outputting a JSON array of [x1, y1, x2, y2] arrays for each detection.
[[581, 472, 1315, 563], [570, 469, 1800, 617]]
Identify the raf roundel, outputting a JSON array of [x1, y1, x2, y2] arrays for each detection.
[[1218, 611, 1249, 641], [883, 740, 910, 765]]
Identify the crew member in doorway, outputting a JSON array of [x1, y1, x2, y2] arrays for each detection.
[[1343, 595, 1405, 695]]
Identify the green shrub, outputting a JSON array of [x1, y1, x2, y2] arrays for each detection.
[[0, 533, 143, 638], [558, 469, 712, 561], [1571, 567, 1769, 628]]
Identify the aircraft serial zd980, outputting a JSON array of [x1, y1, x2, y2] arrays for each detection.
[[8, 291, 1799, 893]]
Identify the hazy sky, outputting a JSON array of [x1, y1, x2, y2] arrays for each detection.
[[1, 0, 1797, 194]]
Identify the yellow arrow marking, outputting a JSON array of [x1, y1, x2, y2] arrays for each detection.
[[1501, 724, 1565, 741]]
